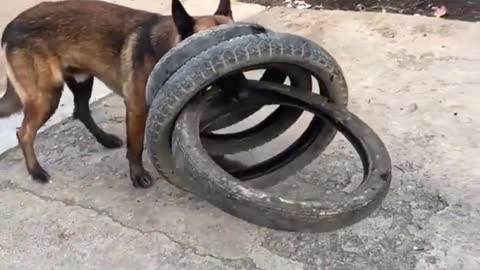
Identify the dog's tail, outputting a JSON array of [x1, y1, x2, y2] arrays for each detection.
[[0, 78, 22, 118]]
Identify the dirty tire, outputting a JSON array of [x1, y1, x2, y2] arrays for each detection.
[[146, 23, 333, 156], [147, 23, 305, 156], [146, 24, 348, 192], [178, 84, 335, 189], [172, 83, 392, 232]]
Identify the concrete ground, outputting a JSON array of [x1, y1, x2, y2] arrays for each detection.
[[1, 1, 480, 270]]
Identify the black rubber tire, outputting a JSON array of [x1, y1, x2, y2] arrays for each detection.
[[146, 25, 348, 192], [180, 84, 335, 189], [171, 83, 392, 232], [145, 22, 311, 156], [145, 22, 320, 156]]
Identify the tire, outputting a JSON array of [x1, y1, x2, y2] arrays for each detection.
[[145, 23, 322, 156], [178, 85, 336, 190], [171, 83, 392, 232], [146, 24, 348, 192]]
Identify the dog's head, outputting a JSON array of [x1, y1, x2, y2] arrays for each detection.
[[172, 0, 234, 42]]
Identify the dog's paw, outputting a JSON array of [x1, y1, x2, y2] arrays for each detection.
[[99, 134, 123, 149], [31, 168, 50, 183], [131, 171, 153, 188]]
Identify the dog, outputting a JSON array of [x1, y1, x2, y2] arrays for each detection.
[[0, 0, 234, 188]]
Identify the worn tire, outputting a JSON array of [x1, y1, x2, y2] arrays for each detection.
[[146, 24, 348, 192], [172, 83, 392, 232], [179, 84, 337, 189], [145, 23, 324, 156]]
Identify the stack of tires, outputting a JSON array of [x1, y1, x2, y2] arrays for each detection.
[[145, 23, 391, 232]]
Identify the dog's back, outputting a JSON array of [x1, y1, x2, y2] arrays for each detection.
[[2, 0, 177, 92], [2, 0, 161, 49]]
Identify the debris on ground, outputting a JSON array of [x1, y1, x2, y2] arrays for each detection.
[[283, 0, 312, 9], [248, 0, 478, 21], [432, 5, 448, 18], [355, 3, 366, 11], [285, 2, 449, 19]]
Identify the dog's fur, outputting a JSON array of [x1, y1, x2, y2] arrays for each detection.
[[0, 0, 234, 188]]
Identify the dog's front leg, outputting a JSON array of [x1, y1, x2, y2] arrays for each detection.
[[124, 74, 153, 188]]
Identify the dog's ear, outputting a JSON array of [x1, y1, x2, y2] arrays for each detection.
[[172, 0, 195, 39], [214, 0, 232, 18]]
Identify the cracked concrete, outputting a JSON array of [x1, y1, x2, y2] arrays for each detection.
[[1, 3, 480, 270], [1, 189, 260, 270]]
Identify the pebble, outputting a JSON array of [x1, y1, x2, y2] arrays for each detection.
[[413, 245, 425, 251], [407, 103, 418, 112]]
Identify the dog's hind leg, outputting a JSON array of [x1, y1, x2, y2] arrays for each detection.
[[7, 52, 64, 182], [17, 90, 62, 182], [65, 77, 123, 148]]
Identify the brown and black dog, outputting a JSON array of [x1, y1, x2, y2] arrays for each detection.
[[0, 0, 234, 188]]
